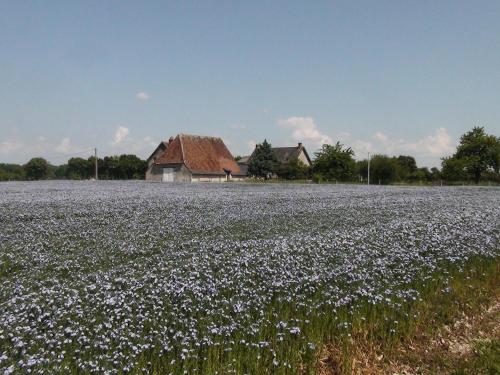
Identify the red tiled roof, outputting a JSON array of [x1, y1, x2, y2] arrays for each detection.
[[154, 134, 242, 175], [155, 136, 183, 165]]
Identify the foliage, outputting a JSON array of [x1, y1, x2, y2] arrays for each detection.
[[396, 155, 417, 180], [23, 157, 50, 180], [367, 154, 399, 184], [430, 167, 441, 181], [247, 139, 278, 179], [441, 157, 468, 182], [0, 163, 25, 181], [313, 142, 356, 181], [53, 164, 68, 179], [406, 167, 431, 183], [442, 127, 500, 183], [275, 158, 310, 180], [356, 155, 440, 185], [67, 157, 92, 179], [487, 135, 500, 173], [356, 159, 369, 181], [0, 154, 147, 181], [311, 173, 325, 183], [102, 156, 121, 179], [117, 154, 147, 179]]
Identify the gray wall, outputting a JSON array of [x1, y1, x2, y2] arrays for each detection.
[[173, 165, 192, 182], [145, 164, 163, 181]]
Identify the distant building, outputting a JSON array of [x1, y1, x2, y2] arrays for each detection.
[[268, 142, 312, 167], [146, 134, 246, 182], [236, 155, 251, 176], [238, 142, 312, 176]]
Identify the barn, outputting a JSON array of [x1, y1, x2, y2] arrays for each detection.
[[146, 134, 246, 182]]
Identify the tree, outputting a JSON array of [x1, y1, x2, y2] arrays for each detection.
[[276, 158, 309, 180], [313, 142, 356, 181], [24, 157, 50, 180], [407, 167, 432, 183], [430, 167, 441, 181], [102, 156, 120, 179], [118, 154, 147, 179], [486, 135, 500, 174], [248, 140, 278, 179], [454, 127, 497, 183], [369, 155, 399, 184], [67, 157, 91, 179], [0, 163, 25, 181], [356, 159, 368, 181], [396, 155, 417, 180], [86, 156, 106, 179], [54, 164, 68, 179], [441, 157, 468, 182]]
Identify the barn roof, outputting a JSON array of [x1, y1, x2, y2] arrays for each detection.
[[146, 141, 169, 162], [154, 134, 243, 175]]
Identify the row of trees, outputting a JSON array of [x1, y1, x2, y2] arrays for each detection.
[[0, 155, 147, 181], [247, 127, 499, 184]]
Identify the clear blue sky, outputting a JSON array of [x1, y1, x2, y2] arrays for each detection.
[[1, 1, 499, 167]]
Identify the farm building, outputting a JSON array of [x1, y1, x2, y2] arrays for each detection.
[[269, 142, 312, 167], [238, 142, 312, 174], [146, 134, 246, 182]]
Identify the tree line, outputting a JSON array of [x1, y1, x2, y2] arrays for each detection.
[[247, 127, 500, 184], [1, 127, 498, 183], [0, 155, 147, 181]]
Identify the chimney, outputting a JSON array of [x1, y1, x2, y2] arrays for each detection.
[[298, 142, 302, 148], [169, 136, 174, 143]]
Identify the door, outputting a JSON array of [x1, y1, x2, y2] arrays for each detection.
[[162, 168, 174, 182]]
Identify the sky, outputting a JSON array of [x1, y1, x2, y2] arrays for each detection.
[[1, 1, 499, 168]]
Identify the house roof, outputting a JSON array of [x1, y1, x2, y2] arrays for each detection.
[[248, 144, 312, 166], [154, 134, 243, 175], [238, 156, 251, 164], [274, 146, 312, 165], [146, 141, 169, 162], [272, 147, 302, 163]]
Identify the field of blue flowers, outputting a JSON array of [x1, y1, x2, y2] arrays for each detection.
[[0, 181, 498, 374]]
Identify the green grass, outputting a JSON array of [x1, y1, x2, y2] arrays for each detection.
[[0, 254, 21, 279]]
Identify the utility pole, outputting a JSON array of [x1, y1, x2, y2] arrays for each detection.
[[367, 152, 371, 186], [94, 148, 98, 181]]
